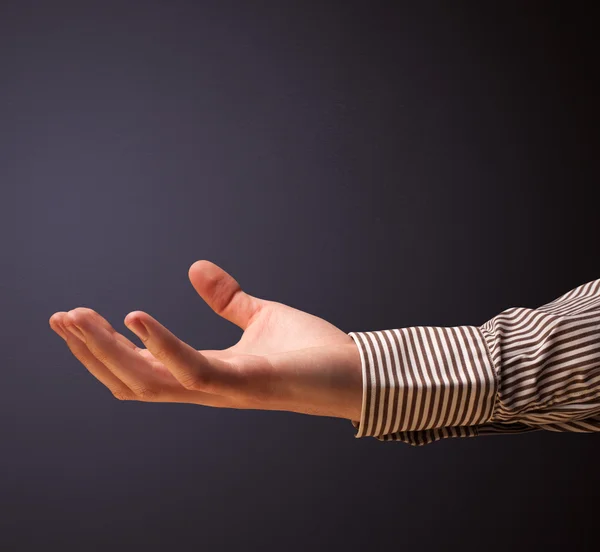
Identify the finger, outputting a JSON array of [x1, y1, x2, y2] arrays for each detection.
[[65, 308, 180, 401], [188, 260, 265, 331], [52, 311, 273, 409], [66, 308, 243, 407], [80, 308, 143, 351], [49, 313, 69, 341], [53, 313, 136, 399], [56, 310, 173, 382], [63, 326, 242, 408], [54, 308, 142, 352], [124, 310, 260, 399]]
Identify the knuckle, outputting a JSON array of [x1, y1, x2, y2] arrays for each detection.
[[151, 348, 169, 363], [112, 389, 133, 401], [179, 371, 209, 391], [91, 348, 111, 366], [151, 339, 178, 362], [135, 387, 159, 401]]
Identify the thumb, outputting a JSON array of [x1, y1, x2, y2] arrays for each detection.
[[188, 260, 264, 331]]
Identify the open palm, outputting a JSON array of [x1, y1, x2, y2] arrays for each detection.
[[49, 260, 363, 422]]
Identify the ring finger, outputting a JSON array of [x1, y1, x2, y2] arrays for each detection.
[[51, 312, 134, 398]]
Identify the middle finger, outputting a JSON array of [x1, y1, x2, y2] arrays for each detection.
[[65, 309, 170, 399], [53, 312, 135, 398]]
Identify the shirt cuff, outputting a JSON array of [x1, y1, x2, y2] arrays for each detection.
[[347, 326, 498, 438]]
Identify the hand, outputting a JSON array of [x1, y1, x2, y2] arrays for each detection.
[[49, 260, 363, 422]]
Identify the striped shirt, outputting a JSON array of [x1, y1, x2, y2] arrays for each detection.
[[348, 278, 600, 445]]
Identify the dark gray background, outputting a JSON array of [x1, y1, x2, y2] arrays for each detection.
[[1, 2, 598, 551]]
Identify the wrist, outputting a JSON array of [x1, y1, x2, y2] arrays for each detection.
[[342, 340, 363, 422]]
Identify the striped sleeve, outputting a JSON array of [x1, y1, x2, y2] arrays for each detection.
[[348, 278, 600, 446]]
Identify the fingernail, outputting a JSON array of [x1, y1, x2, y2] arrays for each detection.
[[127, 319, 149, 340]]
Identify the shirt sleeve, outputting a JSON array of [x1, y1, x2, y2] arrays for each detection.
[[348, 278, 600, 446]]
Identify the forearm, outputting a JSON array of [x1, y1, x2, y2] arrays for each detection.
[[348, 278, 600, 445]]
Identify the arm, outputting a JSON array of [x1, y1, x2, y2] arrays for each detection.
[[348, 278, 600, 445]]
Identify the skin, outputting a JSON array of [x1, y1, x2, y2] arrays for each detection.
[[49, 260, 364, 422]]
